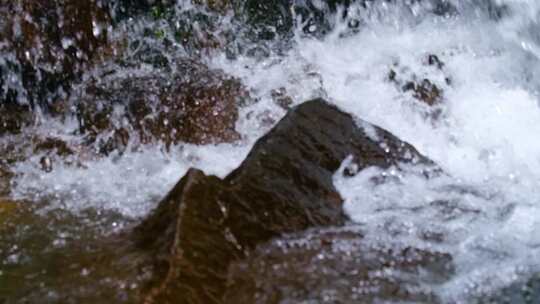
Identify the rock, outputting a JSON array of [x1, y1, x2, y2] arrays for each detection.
[[32, 137, 75, 157], [478, 273, 540, 303], [271, 87, 293, 109], [0, 198, 18, 224], [0, 102, 33, 135], [0, 60, 245, 170], [388, 54, 451, 109], [427, 54, 445, 69], [134, 98, 437, 303], [0, 203, 143, 304], [74, 60, 245, 150], [238, 0, 463, 42], [239, 0, 349, 40], [0, 0, 112, 108], [241, 0, 294, 40], [226, 227, 454, 303], [109, 0, 175, 21], [428, 0, 505, 18], [0, 165, 12, 197], [193, 0, 233, 13], [402, 78, 442, 106]]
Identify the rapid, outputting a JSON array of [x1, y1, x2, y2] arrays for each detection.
[[4, 0, 540, 302]]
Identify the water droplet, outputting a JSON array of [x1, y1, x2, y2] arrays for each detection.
[[61, 38, 74, 50]]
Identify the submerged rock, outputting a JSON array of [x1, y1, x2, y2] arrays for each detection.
[[134, 98, 436, 303], [226, 227, 454, 303], [0, 203, 143, 304]]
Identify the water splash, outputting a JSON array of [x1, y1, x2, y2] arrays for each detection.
[[210, 0, 540, 301], [6, 0, 540, 301]]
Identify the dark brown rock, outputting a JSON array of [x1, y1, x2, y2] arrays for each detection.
[[33, 137, 75, 157], [271, 87, 293, 109], [75, 61, 245, 150], [388, 54, 451, 107], [30, 136, 79, 172], [481, 274, 540, 304], [0, 165, 12, 197], [134, 99, 437, 303], [226, 227, 454, 303], [0, 102, 33, 135], [110, 0, 175, 20], [0, 202, 144, 304], [403, 78, 442, 106], [0, 0, 111, 107], [427, 54, 445, 69], [193, 0, 233, 12]]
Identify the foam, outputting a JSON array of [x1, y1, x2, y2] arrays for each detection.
[[10, 142, 251, 218], [212, 0, 540, 300]]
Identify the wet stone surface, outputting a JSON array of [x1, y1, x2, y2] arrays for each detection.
[[134, 99, 437, 303], [0, 201, 142, 304], [226, 226, 454, 304], [388, 54, 451, 107], [0, 102, 33, 136], [74, 60, 246, 151], [0, 0, 112, 107]]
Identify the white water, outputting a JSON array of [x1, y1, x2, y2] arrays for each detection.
[[10, 142, 251, 217], [216, 0, 540, 300], [8, 0, 540, 301]]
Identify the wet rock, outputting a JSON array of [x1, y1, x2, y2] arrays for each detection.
[[0, 165, 12, 197], [239, 0, 358, 40], [388, 54, 451, 109], [0, 102, 33, 135], [193, 0, 234, 13], [0, 198, 18, 223], [39, 156, 53, 173], [226, 227, 454, 303], [29, 136, 79, 172], [134, 98, 437, 303], [109, 0, 176, 21], [479, 273, 540, 304], [402, 78, 442, 106], [113, 0, 237, 62], [271, 87, 293, 109], [241, 0, 294, 40], [33, 137, 75, 157], [427, 54, 445, 69], [74, 60, 245, 149], [162, 4, 234, 57], [238, 0, 468, 41], [0, 203, 143, 304], [0, 0, 112, 108]]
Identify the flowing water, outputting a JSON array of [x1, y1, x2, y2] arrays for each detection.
[[4, 0, 540, 302]]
